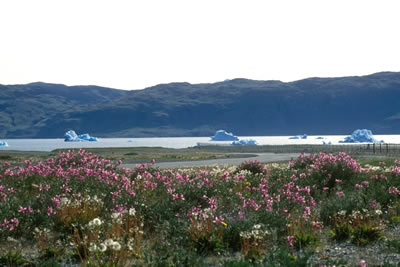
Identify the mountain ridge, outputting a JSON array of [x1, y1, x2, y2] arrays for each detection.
[[1, 71, 400, 138]]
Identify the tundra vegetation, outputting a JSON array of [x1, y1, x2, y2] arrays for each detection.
[[1, 150, 400, 266]]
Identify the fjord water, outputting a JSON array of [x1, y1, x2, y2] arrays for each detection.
[[1, 135, 400, 152]]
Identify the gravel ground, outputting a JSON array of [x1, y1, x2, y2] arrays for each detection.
[[119, 152, 300, 169], [306, 224, 400, 266]]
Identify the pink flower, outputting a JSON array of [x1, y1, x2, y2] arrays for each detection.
[[355, 184, 361, 189], [361, 181, 369, 187], [47, 207, 56, 216], [359, 259, 366, 267], [286, 235, 295, 247], [336, 191, 345, 197], [213, 216, 225, 224], [389, 186, 400, 195], [18, 206, 27, 213], [7, 187, 16, 194], [303, 206, 311, 218]]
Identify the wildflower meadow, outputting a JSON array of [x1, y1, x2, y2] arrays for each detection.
[[1, 149, 400, 266]]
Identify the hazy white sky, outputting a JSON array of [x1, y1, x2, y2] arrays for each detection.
[[1, 0, 399, 90]]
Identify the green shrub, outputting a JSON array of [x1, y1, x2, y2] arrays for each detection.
[[293, 231, 320, 250], [351, 223, 383, 246], [329, 223, 353, 241]]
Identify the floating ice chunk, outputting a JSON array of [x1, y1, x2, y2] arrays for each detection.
[[210, 130, 239, 141], [64, 130, 79, 141], [232, 139, 258, 146], [316, 137, 325, 140], [0, 141, 8, 147], [322, 141, 332, 145], [339, 129, 383, 143], [64, 130, 98, 142], [78, 133, 98, 141], [289, 134, 307, 140]]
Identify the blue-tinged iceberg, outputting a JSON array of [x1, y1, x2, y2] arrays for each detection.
[[0, 141, 8, 147], [232, 139, 258, 146], [210, 130, 239, 141], [339, 129, 383, 143], [289, 134, 307, 140], [64, 130, 98, 142]]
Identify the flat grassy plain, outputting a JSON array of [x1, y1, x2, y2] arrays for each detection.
[[0, 147, 257, 166], [1, 147, 400, 266]]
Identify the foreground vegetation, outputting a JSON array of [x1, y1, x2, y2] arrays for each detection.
[[1, 150, 400, 266]]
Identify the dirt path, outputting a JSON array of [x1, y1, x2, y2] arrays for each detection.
[[120, 152, 300, 169]]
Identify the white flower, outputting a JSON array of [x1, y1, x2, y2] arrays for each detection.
[[111, 212, 122, 223], [88, 244, 97, 252], [111, 241, 121, 251], [60, 197, 70, 206], [111, 212, 120, 219], [98, 243, 107, 252], [92, 218, 102, 226], [129, 208, 136, 216], [104, 238, 114, 247], [376, 209, 383, 215], [362, 208, 368, 214], [253, 224, 262, 230]]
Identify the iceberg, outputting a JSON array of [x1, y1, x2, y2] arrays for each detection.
[[210, 130, 239, 141], [289, 134, 307, 140], [64, 130, 98, 142], [316, 137, 325, 140], [339, 129, 383, 143], [0, 141, 8, 147], [232, 139, 258, 146]]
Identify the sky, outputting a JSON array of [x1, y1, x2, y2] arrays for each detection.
[[1, 0, 399, 90]]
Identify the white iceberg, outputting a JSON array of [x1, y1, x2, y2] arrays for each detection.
[[64, 130, 98, 142], [210, 130, 239, 141], [232, 139, 258, 146], [0, 141, 8, 147], [289, 134, 307, 140], [339, 129, 383, 143]]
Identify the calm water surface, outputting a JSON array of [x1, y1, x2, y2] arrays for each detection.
[[1, 135, 400, 152]]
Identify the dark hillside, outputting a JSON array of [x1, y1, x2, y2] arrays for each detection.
[[1, 72, 400, 138]]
